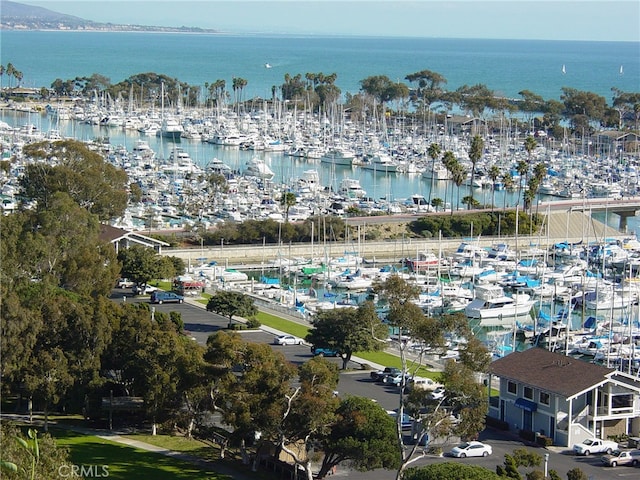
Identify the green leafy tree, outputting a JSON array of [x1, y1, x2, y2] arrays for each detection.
[[305, 301, 386, 369], [22, 346, 74, 432], [455, 83, 496, 119], [204, 331, 297, 465], [278, 357, 340, 480], [405, 69, 447, 120], [560, 87, 608, 132], [496, 448, 542, 480], [206, 291, 258, 326], [20, 140, 128, 221], [517, 89, 546, 127], [374, 275, 489, 479], [404, 462, 502, 480], [566, 467, 588, 480], [317, 397, 400, 478], [117, 245, 166, 288]]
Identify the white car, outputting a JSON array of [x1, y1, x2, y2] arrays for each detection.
[[430, 387, 446, 400], [383, 373, 412, 386], [449, 441, 492, 458], [406, 377, 442, 392], [573, 438, 618, 456], [273, 334, 303, 346], [132, 284, 158, 295]]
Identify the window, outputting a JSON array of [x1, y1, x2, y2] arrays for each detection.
[[524, 386, 533, 399], [540, 391, 550, 405], [507, 381, 517, 395]]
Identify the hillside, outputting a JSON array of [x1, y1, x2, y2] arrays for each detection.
[[0, 0, 218, 33]]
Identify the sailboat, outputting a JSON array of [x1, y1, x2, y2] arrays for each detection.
[[561, 64, 566, 75], [619, 65, 624, 75]]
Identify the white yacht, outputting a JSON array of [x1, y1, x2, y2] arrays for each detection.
[[157, 116, 184, 139], [360, 152, 399, 173], [339, 178, 366, 199], [244, 157, 275, 180], [320, 146, 356, 166], [465, 284, 536, 325]]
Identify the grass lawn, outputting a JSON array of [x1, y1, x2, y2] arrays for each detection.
[[122, 433, 218, 460], [51, 428, 228, 480], [193, 292, 442, 378], [256, 311, 310, 339]]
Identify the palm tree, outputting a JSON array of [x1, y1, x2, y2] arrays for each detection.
[[468, 134, 484, 208], [515, 160, 529, 207], [487, 164, 501, 211], [5, 63, 15, 90], [524, 135, 537, 164], [280, 192, 297, 223], [0, 65, 4, 97], [462, 195, 480, 210], [426, 142, 441, 205], [501, 172, 515, 210], [451, 164, 467, 215], [231, 77, 247, 114], [441, 151, 456, 214], [430, 197, 444, 212]]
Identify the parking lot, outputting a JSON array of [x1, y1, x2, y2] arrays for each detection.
[[112, 290, 635, 479]]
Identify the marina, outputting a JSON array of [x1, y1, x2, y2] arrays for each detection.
[[2, 87, 640, 375]]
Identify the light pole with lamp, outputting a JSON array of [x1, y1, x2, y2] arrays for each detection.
[[543, 452, 549, 478]]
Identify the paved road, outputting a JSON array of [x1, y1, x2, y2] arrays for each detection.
[[113, 290, 633, 479]]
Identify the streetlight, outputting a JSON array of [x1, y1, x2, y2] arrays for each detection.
[[543, 452, 549, 478]]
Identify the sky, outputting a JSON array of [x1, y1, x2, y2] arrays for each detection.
[[21, 1, 640, 42]]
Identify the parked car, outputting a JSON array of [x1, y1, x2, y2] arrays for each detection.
[[132, 284, 158, 295], [449, 441, 492, 458], [573, 438, 618, 456], [150, 291, 184, 304], [273, 335, 303, 346], [429, 387, 446, 400], [311, 346, 340, 357], [383, 372, 413, 387], [601, 449, 640, 467], [370, 367, 402, 382], [116, 278, 135, 288], [405, 377, 442, 392]]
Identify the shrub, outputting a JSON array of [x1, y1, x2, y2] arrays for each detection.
[[536, 434, 553, 447], [227, 322, 246, 330], [485, 416, 509, 431], [245, 318, 261, 329], [519, 429, 536, 442]]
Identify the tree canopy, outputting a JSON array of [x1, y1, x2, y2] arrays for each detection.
[[20, 140, 128, 221], [305, 301, 387, 369], [206, 291, 258, 324]]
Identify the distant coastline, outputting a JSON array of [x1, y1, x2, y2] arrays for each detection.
[[0, 25, 219, 34], [0, 0, 218, 34]]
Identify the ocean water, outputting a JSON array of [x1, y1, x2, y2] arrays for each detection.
[[2, 32, 638, 101]]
